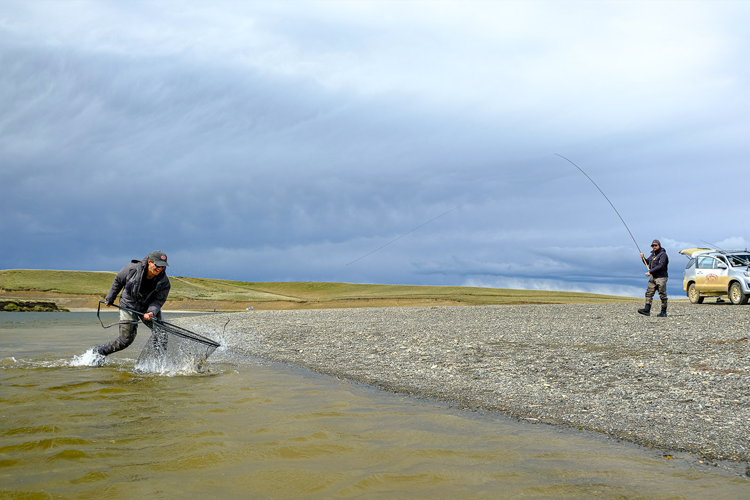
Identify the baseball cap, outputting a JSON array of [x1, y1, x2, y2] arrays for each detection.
[[147, 250, 169, 267]]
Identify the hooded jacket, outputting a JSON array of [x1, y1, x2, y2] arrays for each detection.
[[646, 246, 669, 279], [105, 256, 171, 315]]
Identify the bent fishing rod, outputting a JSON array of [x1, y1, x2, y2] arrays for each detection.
[[554, 153, 649, 268]]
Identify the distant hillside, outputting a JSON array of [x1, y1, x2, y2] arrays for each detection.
[[0, 269, 639, 311]]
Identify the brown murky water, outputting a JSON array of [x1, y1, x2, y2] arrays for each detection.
[[1, 312, 747, 499]]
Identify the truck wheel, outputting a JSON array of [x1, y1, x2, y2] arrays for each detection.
[[729, 282, 749, 305], [688, 283, 704, 304]]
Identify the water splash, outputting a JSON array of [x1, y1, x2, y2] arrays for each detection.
[[70, 348, 105, 367], [0, 357, 18, 368], [134, 352, 208, 376], [134, 327, 213, 375]]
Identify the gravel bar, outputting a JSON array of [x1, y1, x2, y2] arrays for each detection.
[[181, 302, 750, 463]]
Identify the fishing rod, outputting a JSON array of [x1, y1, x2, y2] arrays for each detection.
[[699, 240, 750, 267], [555, 153, 648, 268]]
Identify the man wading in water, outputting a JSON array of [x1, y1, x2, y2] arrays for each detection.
[[96, 251, 171, 356], [638, 240, 669, 317]]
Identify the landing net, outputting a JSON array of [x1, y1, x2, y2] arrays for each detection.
[[135, 320, 220, 374]]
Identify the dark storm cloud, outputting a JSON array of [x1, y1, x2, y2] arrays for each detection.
[[1, 1, 749, 297]]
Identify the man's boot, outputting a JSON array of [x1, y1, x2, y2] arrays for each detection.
[[638, 303, 651, 316], [657, 300, 667, 317]]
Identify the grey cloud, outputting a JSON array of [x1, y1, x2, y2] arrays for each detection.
[[1, 1, 749, 299]]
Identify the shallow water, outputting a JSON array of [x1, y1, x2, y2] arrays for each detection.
[[1, 312, 747, 499]]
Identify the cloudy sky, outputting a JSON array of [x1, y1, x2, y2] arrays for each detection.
[[2, 0, 749, 297]]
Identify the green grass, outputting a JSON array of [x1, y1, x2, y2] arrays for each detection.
[[0, 269, 639, 306], [0, 269, 116, 295]]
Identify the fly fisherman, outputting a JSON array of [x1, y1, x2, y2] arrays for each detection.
[[638, 240, 669, 317], [96, 251, 171, 356]]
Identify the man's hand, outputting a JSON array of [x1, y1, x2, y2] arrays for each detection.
[[144, 312, 154, 321], [646, 272, 651, 277]]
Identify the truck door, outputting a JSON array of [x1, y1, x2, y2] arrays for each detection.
[[695, 256, 714, 292], [714, 256, 730, 292]]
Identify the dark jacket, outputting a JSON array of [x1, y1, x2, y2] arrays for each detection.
[[646, 247, 669, 279], [105, 257, 171, 315]]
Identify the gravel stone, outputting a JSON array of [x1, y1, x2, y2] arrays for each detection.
[[179, 302, 750, 463]]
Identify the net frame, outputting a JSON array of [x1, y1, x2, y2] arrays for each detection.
[[153, 319, 220, 348]]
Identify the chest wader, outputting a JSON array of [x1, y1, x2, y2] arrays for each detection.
[[638, 253, 668, 317], [96, 308, 160, 356], [97, 278, 164, 356]]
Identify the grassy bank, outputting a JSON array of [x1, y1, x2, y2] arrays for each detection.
[[0, 269, 639, 311]]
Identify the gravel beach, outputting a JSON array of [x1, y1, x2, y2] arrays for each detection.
[[181, 302, 750, 463]]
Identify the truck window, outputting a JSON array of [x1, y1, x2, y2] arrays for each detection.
[[696, 257, 715, 269], [728, 254, 750, 267]]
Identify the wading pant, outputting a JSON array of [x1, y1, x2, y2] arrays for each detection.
[[645, 276, 668, 306], [98, 309, 154, 356]]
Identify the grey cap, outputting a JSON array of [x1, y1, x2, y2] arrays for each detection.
[[147, 250, 169, 267]]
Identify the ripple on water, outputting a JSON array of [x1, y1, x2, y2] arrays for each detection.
[[70, 471, 109, 484], [0, 437, 89, 453], [1, 425, 60, 436], [47, 449, 89, 461]]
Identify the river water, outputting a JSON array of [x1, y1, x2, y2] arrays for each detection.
[[1, 312, 747, 499]]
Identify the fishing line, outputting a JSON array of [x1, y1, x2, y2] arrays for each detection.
[[555, 153, 648, 267], [344, 202, 469, 267], [321, 201, 470, 281]]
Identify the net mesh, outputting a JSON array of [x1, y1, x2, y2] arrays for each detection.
[[135, 320, 220, 374]]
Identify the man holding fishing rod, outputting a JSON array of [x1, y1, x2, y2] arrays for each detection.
[[554, 155, 671, 317], [638, 240, 669, 317], [96, 251, 171, 356]]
